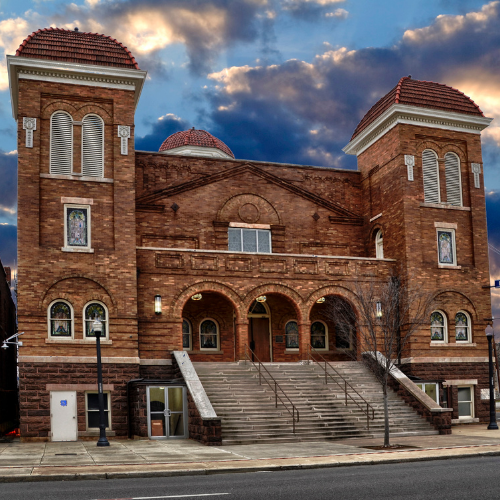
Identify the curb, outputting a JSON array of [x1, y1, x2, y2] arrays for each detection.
[[2, 448, 500, 483]]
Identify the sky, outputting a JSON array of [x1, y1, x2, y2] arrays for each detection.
[[0, 0, 499, 324]]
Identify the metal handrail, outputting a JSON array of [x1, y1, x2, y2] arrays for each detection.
[[243, 344, 299, 433], [306, 344, 375, 430]]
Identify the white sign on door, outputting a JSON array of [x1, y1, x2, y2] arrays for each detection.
[[50, 391, 77, 441]]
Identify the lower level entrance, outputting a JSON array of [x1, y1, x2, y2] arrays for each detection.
[[147, 386, 188, 439]]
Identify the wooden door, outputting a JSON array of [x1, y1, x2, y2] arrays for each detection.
[[251, 317, 271, 362]]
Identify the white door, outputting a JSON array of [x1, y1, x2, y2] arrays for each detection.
[[50, 391, 77, 441]]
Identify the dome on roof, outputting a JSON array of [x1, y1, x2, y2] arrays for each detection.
[[159, 128, 234, 159], [351, 76, 484, 140], [15, 27, 139, 70]]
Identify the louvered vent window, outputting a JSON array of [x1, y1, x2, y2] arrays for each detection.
[[82, 114, 104, 177], [422, 149, 440, 204], [445, 153, 462, 206], [50, 111, 73, 175]]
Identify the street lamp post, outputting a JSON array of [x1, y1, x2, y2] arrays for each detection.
[[93, 319, 110, 446], [485, 325, 498, 430]]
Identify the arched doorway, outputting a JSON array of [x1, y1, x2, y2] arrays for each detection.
[[248, 299, 271, 361]]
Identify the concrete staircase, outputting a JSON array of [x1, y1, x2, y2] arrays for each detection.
[[194, 361, 438, 445]]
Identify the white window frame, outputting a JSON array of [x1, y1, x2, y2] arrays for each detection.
[[416, 382, 440, 404], [199, 318, 219, 351], [182, 318, 192, 351], [375, 230, 384, 259], [85, 391, 111, 430], [47, 299, 74, 339], [436, 228, 456, 267], [444, 152, 463, 207], [50, 110, 73, 175], [455, 310, 471, 343], [81, 114, 105, 178], [457, 385, 474, 419], [83, 301, 109, 341], [228, 227, 272, 254], [285, 320, 299, 351], [310, 320, 328, 351], [63, 204, 93, 253], [430, 310, 448, 343]]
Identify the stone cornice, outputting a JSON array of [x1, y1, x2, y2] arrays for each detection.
[[7, 55, 147, 118], [343, 103, 493, 156]]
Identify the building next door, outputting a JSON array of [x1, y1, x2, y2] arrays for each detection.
[[147, 386, 188, 439], [50, 391, 77, 441], [249, 300, 271, 362]]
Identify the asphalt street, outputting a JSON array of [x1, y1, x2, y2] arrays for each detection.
[[1, 456, 499, 500]]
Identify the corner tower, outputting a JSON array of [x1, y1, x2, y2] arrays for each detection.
[[344, 77, 494, 421], [8, 28, 146, 440]]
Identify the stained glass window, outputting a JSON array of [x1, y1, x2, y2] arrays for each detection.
[[50, 301, 72, 337], [182, 319, 192, 349], [285, 321, 299, 349], [85, 302, 107, 338], [430, 311, 445, 341], [200, 319, 218, 349], [249, 301, 267, 315], [455, 312, 469, 342], [67, 208, 88, 247], [311, 321, 327, 349], [437, 231, 454, 265]]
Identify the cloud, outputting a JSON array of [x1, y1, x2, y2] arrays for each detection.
[[281, 0, 347, 19], [135, 113, 190, 152], [202, 1, 500, 168]]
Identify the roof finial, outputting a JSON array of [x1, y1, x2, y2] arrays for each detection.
[[74, 27, 79, 32], [191, 127, 195, 130], [408, 74, 411, 79]]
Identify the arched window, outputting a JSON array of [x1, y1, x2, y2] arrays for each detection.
[[375, 230, 384, 259], [422, 149, 440, 204], [430, 311, 447, 342], [310, 321, 327, 350], [50, 111, 73, 175], [200, 319, 219, 350], [182, 319, 192, 350], [444, 152, 462, 206], [285, 320, 299, 349], [84, 302, 108, 339], [82, 114, 104, 177], [455, 311, 471, 342], [48, 300, 73, 338]]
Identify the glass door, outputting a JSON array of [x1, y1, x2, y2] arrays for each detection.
[[147, 386, 187, 439]]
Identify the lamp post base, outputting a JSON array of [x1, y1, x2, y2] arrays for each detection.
[[487, 421, 499, 430], [97, 432, 110, 447]]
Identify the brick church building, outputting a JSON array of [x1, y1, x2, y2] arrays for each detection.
[[8, 28, 494, 441]]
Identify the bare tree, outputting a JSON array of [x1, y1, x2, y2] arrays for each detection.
[[323, 272, 433, 447]]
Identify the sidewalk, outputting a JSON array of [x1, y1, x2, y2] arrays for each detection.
[[1, 425, 500, 483]]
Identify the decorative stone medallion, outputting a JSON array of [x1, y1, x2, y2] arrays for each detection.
[[238, 203, 260, 223]]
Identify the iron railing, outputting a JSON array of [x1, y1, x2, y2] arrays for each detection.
[[243, 344, 299, 433], [306, 344, 375, 429]]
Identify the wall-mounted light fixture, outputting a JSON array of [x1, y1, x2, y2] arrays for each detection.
[[376, 301, 382, 318], [316, 297, 325, 304], [154, 294, 162, 314], [256, 295, 267, 303], [191, 293, 202, 301]]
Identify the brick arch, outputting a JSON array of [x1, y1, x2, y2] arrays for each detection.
[[415, 140, 442, 157], [39, 275, 117, 311], [441, 144, 466, 162], [171, 280, 243, 321], [41, 101, 78, 119], [217, 193, 282, 225], [431, 289, 479, 321], [242, 284, 303, 322], [190, 312, 227, 331], [74, 105, 112, 123], [305, 285, 359, 320]]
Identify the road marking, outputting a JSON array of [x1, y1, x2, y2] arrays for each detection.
[[95, 494, 230, 500]]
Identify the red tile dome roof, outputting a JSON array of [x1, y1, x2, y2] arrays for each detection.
[[351, 76, 484, 140], [159, 128, 234, 158], [15, 27, 139, 70]]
